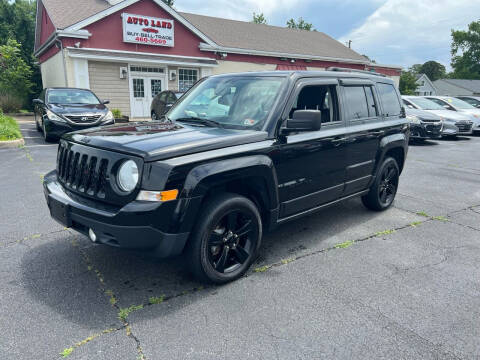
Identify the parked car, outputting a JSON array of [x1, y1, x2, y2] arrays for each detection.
[[455, 96, 480, 109], [424, 96, 480, 134], [405, 108, 442, 142], [43, 70, 408, 284], [402, 96, 472, 137], [33, 88, 114, 142], [150, 90, 183, 120]]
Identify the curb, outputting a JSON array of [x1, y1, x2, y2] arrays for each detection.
[[0, 138, 25, 149]]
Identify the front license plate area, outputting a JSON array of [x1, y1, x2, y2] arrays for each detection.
[[49, 196, 72, 227]]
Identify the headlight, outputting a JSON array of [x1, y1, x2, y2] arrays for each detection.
[[103, 111, 114, 122], [46, 109, 66, 122], [117, 160, 139, 192], [406, 114, 421, 124]]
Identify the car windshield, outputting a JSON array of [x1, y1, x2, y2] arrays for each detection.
[[408, 97, 444, 110], [441, 97, 476, 109], [168, 76, 285, 129], [47, 89, 101, 105]]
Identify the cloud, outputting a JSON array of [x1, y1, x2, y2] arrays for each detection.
[[339, 0, 480, 69]]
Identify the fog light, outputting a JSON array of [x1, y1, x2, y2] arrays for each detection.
[[88, 228, 97, 242]]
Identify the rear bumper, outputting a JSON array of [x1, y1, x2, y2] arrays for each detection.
[[43, 171, 189, 257]]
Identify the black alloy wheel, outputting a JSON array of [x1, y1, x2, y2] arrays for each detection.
[[377, 162, 398, 207], [362, 157, 399, 211], [208, 210, 255, 274], [187, 193, 262, 284]]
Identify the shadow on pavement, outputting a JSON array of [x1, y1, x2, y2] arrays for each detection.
[[19, 197, 416, 326]]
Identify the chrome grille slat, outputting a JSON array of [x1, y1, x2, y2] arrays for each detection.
[[65, 115, 101, 124]]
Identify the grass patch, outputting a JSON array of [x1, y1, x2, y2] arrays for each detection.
[[118, 304, 144, 321], [335, 240, 354, 249], [0, 113, 22, 141], [254, 265, 271, 273], [60, 347, 73, 358], [281, 258, 295, 265], [410, 221, 422, 227], [149, 295, 165, 305], [432, 216, 448, 222], [416, 211, 429, 217], [375, 229, 395, 237]]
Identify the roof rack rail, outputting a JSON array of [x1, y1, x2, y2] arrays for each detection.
[[326, 67, 387, 77]]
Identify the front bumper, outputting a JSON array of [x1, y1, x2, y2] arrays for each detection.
[[45, 118, 114, 139], [43, 171, 189, 257], [409, 123, 441, 139]]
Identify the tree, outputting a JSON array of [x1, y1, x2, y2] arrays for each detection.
[[161, 0, 174, 6], [252, 12, 267, 24], [0, 39, 33, 111], [409, 64, 423, 74], [399, 71, 418, 95], [419, 61, 446, 81], [362, 54, 376, 64], [286, 17, 314, 31], [450, 20, 480, 79], [0, 0, 40, 108]]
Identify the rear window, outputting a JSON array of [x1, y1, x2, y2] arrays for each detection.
[[377, 83, 401, 117]]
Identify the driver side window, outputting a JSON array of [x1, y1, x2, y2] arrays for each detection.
[[289, 85, 339, 123]]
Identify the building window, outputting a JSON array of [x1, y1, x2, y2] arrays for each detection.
[[130, 66, 164, 73], [133, 78, 145, 98], [178, 69, 198, 92]]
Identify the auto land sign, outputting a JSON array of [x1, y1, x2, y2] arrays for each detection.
[[122, 13, 174, 47]]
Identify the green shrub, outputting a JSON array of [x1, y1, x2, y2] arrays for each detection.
[[0, 113, 22, 141], [111, 108, 122, 118], [0, 95, 23, 113]]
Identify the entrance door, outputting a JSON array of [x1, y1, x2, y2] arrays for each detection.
[[131, 77, 149, 118], [130, 76, 165, 118]]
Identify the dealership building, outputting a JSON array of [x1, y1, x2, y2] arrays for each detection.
[[34, 0, 401, 119]]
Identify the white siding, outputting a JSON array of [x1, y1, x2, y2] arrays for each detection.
[[40, 52, 66, 88], [88, 61, 131, 117]]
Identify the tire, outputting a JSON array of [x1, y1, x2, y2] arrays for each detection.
[[151, 111, 158, 121], [362, 157, 400, 211], [35, 113, 41, 132], [186, 193, 263, 284], [42, 121, 55, 142]]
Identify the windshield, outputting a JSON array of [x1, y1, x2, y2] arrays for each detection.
[[408, 97, 445, 110], [47, 89, 101, 105], [441, 97, 476, 109], [168, 76, 285, 129]]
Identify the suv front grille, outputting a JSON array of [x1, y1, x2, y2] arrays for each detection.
[[65, 115, 101, 124], [58, 145, 109, 198], [56, 141, 143, 205]]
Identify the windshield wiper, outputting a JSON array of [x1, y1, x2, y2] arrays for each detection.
[[175, 117, 223, 128]]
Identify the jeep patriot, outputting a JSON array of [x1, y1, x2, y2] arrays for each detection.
[[44, 69, 409, 283]]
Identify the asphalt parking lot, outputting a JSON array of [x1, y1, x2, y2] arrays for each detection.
[[1, 117, 480, 359]]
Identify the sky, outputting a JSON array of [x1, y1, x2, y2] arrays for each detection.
[[174, 0, 480, 70]]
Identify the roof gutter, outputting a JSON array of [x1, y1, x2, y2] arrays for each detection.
[[34, 29, 91, 58], [199, 43, 371, 66]]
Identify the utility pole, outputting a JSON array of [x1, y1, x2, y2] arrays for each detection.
[[346, 40, 352, 48]]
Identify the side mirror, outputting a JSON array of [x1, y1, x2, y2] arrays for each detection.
[[281, 110, 322, 135], [103, 100, 110, 105], [33, 99, 43, 105]]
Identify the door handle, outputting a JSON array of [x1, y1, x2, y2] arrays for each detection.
[[371, 130, 385, 136]]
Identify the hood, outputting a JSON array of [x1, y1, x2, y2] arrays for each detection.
[[64, 121, 268, 161], [456, 109, 480, 124], [48, 103, 108, 115], [405, 108, 441, 120], [422, 109, 473, 122]]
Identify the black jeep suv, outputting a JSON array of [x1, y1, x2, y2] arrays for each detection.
[[44, 70, 409, 284]]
